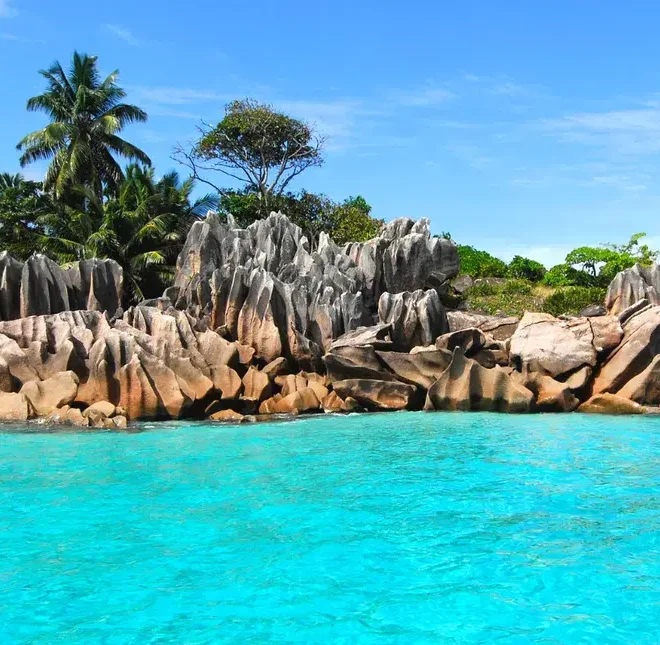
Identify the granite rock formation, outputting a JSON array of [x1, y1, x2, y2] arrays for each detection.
[[167, 212, 458, 364], [0, 252, 123, 320], [2, 212, 660, 425], [605, 263, 660, 315]]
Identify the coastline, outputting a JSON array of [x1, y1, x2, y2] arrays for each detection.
[[0, 213, 660, 428]]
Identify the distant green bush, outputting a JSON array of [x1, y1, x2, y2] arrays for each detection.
[[542, 263, 596, 288], [507, 255, 546, 282], [542, 287, 606, 317], [458, 245, 508, 278], [467, 281, 499, 297], [501, 279, 533, 295]]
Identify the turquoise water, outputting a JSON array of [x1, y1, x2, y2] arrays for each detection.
[[1, 413, 659, 644]]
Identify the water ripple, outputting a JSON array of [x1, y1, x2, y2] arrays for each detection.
[[1, 412, 659, 643]]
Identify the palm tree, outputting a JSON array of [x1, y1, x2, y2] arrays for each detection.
[[0, 173, 59, 259], [38, 166, 217, 304], [16, 51, 151, 200]]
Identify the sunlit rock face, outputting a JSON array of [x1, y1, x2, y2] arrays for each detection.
[[168, 212, 459, 363], [0, 252, 123, 320]]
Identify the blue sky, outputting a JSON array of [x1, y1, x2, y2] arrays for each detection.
[[2, 0, 660, 266]]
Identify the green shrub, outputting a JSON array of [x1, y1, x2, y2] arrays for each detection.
[[458, 245, 508, 278], [542, 263, 596, 287], [467, 281, 499, 296], [508, 255, 546, 282], [501, 279, 533, 295], [542, 287, 606, 317]]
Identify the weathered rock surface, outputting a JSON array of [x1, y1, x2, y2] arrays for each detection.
[[511, 368, 579, 412], [591, 305, 660, 395], [20, 371, 79, 417], [378, 289, 447, 351], [209, 408, 246, 422], [170, 212, 458, 366], [446, 311, 519, 341], [578, 393, 646, 415], [509, 312, 622, 379], [425, 349, 534, 413], [332, 378, 418, 410], [375, 349, 453, 390], [0, 253, 123, 321], [0, 392, 32, 421], [616, 355, 660, 404], [605, 263, 660, 315]]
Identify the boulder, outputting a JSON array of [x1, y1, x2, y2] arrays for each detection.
[[323, 345, 396, 383], [451, 274, 474, 294], [332, 379, 418, 411], [375, 349, 453, 390], [211, 365, 242, 399], [589, 316, 623, 353], [209, 408, 246, 422], [435, 328, 486, 356], [579, 304, 606, 317], [425, 349, 534, 413], [592, 306, 660, 395], [65, 407, 89, 427], [262, 357, 289, 380], [561, 365, 593, 394], [259, 387, 320, 414], [378, 289, 447, 351], [111, 415, 128, 429], [20, 371, 79, 416], [321, 390, 344, 412], [447, 310, 519, 341], [241, 367, 272, 401], [82, 400, 116, 419], [578, 393, 646, 415], [0, 392, 32, 421], [330, 324, 393, 351], [511, 369, 579, 412], [509, 312, 599, 378], [616, 355, 660, 404]]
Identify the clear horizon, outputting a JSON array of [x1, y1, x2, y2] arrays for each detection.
[[2, 0, 660, 266]]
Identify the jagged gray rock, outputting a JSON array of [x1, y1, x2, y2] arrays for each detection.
[[605, 263, 660, 315], [0, 253, 123, 321], [169, 212, 458, 366], [378, 289, 447, 351]]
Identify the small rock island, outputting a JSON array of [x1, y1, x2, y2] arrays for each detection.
[[0, 212, 657, 427]]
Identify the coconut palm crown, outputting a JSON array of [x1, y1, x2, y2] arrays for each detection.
[[16, 51, 151, 200]]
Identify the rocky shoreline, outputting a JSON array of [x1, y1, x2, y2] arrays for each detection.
[[0, 212, 659, 429]]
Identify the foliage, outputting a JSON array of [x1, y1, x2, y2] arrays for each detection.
[[542, 263, 597, 287], [327, 195, 383, 245], [507, 255, 546, 282], [0, 173, 59, 258], [563, 233, 658, 287], [39, 165, 216, 304], [17, 51, 150, 200], [542, 287, 607, 317], [457, 245, 508, 278], [464, 279, 551, 317], [175, 99, 324, 208], [501, 278, 533, 295], [217, 189, 381, 245]]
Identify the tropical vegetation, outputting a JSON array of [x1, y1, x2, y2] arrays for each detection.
[[3, 52, 383, 306], [2, 52, 656, 313]]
